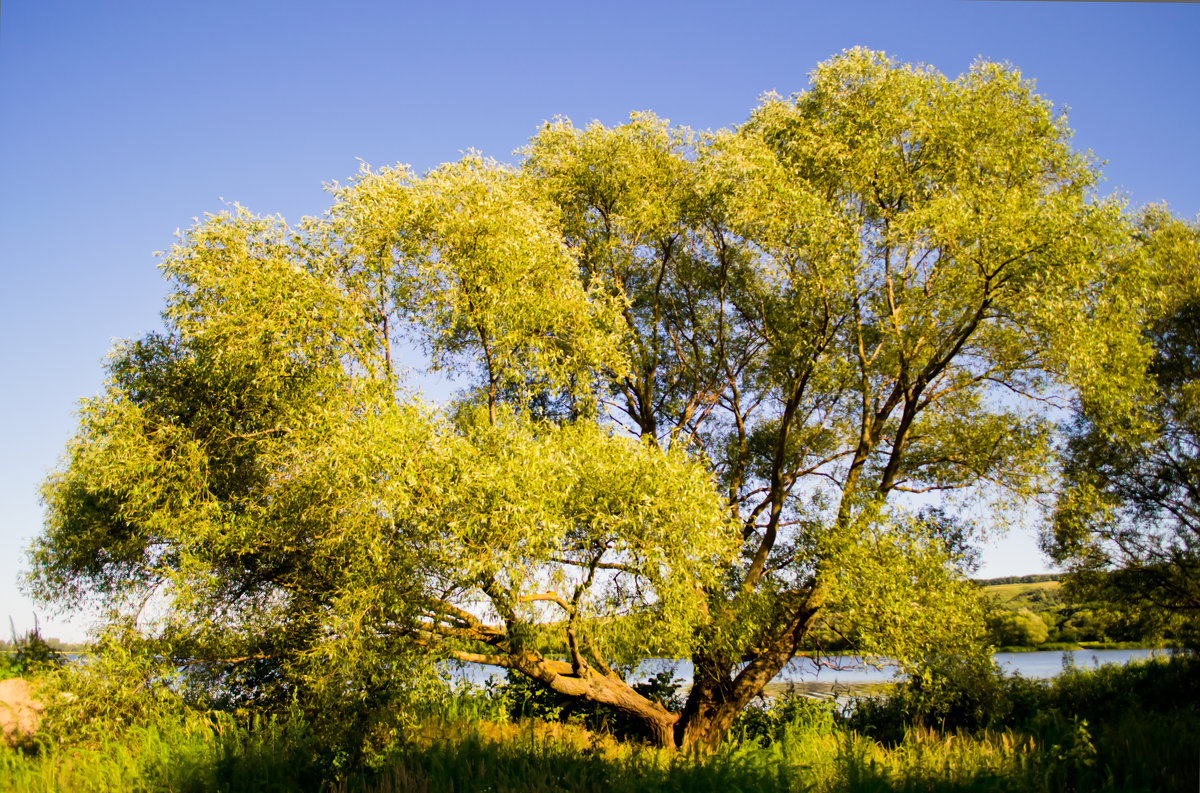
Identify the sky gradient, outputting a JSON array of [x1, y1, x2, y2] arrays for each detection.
[[2, 0, 1197, 642]]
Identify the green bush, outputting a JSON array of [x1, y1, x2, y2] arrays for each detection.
[[4, 620, 65, 677], [1042, 651, 1199, 723], [850, 651, 1197, 737], [847, 652, 1043, 741], [731, 689, 839, 745], [986, 608, 1050, 647]]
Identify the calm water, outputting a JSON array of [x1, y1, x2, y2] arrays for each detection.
[[445, 648, 1171, 688]]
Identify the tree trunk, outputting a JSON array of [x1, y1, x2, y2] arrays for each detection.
[[674, 659, 742, 749], [673, 650, 794, 749], [498, 651, 682, 746], [675, 597, 823, 750], [646, 712, 678, 748], [443, 593, 821, 750]]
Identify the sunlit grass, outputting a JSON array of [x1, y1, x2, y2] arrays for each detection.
[[3, 655, 1196, 792], [5, 713, 1187, 793]]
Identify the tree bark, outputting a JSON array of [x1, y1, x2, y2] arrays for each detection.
[[674, 592, 823, 749], [453, 646, 682, 746], [535, 663, 681, 746]]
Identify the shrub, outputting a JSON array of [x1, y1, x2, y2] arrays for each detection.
[[849, 650, 1197, 748], [732, 688, 839, 745], [847, 652, 1045, 742], [4, 619, 65, 677]]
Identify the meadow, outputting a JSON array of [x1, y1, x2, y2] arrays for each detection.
[[2, 652, 1195, 792]]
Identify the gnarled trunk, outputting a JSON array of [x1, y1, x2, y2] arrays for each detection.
[[546, 665, 680, 743], [675, 597, 823, 749], [457, 648, 682, 746], [432, 590, 822, 750]]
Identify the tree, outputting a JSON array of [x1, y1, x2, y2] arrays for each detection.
[[987, 608, 1049, 648], [29, 50, 1136, 749], [1047, 209, 1200, 645], [514, 49, 1128, 746], [31, 210, 452, 733]]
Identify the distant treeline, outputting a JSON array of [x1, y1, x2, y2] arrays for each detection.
[[975, 573, 1064, 586], [0, 636, 85, 654]]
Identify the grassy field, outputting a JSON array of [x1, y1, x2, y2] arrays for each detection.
[[2, 653, 1196, 792], [981, 580, 1061, 607]]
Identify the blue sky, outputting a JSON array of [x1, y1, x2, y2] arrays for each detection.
[[2, 0, 1197, 642]]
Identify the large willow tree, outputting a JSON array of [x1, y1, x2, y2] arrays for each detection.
[[30, 50, 1140, 748]]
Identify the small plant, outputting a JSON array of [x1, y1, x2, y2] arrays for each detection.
[[6, 617, 64, 676], [733, 688, 839, 745]]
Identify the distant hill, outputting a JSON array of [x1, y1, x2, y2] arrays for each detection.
[[974, 573, 1064, 587]]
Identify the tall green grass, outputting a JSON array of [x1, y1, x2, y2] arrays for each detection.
[[0, 711, 325, 793], [3, 654, 1196, 792]]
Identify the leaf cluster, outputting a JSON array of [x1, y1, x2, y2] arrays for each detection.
[[1048, 210, 1200, 644]]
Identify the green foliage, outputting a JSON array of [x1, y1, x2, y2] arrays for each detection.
[[848, 651, 1198, 755], [731, 689, 839, 745], [25, 48, 1151, 748], [821, 512, 989, 664], [31, 629, 192, 749], [978, 574, 1187, 648], [847, 653, 1043, 742], [3, 620, 65, 677], [28, 628, 429, 775], [987, 608, 1050, 648], [1048, 209, 1200, 647]]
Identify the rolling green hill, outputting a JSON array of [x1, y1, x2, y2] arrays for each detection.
[[981, 579, 1063, 611]]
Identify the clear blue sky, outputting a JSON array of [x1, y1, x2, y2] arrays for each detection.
[[2, 0, 1197, 642]]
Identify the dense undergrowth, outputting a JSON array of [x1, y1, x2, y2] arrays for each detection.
[[2, 653, 1196, 792]]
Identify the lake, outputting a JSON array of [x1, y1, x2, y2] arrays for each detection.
[[444, 648, 1174, 696]]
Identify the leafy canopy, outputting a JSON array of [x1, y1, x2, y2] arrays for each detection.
[[1048, 209, 1200, 644], [28, 49, 1147, 747]]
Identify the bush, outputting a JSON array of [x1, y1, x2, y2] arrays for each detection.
[[4, 620, 65, 677], [986, 608, 1049, 647], [849, 650, 1197, 744], [847, 652, 1044, 742], [1041, 650, 1198, 724], [33, 636, 188, 746], [732, 689, 838, 745]]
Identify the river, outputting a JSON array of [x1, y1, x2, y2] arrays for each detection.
[[444, 648, 1176, 696]]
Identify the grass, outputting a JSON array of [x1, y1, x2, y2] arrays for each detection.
[[8, 715, 1181, 793], [0, 717, 1024, 793], [981, 580, 1060, 604], [2, 654, 1196, 792]]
